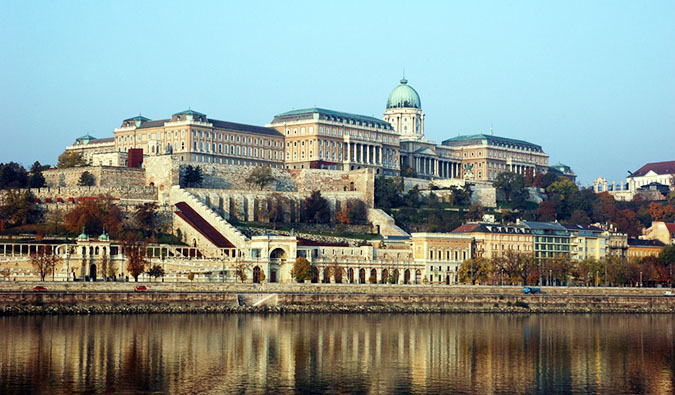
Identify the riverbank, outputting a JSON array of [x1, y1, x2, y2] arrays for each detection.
[[1, 282, 673, 315]]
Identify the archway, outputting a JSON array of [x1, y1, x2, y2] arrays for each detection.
[[445, 275, 450, 285], [359, 268, 366, 284], [270, 248, 286, 260], [253, 266, 261, 283], [270, 268, 278, 283], [415, 269, 421, 284], [89, 264, 97, 281], [404, 269, 411, 284], [393, 269, 400, 284], [347, 268, 354, 283], [323, 269, 330, 283], [370, 268, 377, 284], [381, 269, 389, 284]]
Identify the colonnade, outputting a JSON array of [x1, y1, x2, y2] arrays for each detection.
[[413, 156, 461, 179], [346, 142, 395, 168]]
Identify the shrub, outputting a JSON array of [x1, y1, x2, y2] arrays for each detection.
[[514, 300, 530, 309]]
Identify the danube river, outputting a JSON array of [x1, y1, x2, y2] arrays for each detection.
[[0, 314, 672, 394]]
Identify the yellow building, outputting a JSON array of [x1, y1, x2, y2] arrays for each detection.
[[267, 108, 401, 175], [65, 134, 116, 165], [563, 224, 608, 261], [113, 110, 285, 167], [411, 233, 476, 284], [627, 238, 665, 258], [451, 223, 534, 259]]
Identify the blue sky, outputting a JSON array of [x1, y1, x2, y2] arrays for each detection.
[[1, 1, 673, 184]]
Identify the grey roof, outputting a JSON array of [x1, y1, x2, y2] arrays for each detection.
[[562, 224, 603, 233], [136, 118, 282, 137], [271, 107, 393, 130], [522, 221, 567, 231], [627, 238, 665, 247], [442, 134, 543, 152]]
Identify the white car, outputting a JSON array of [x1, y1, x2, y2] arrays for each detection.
[[664, 290, 674, 296]]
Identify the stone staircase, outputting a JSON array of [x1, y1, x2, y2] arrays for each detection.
[[367, 208, 410, 237], [170, 186, 249, 249]]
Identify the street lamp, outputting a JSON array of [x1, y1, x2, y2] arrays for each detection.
[[640, 271, 643, 287]]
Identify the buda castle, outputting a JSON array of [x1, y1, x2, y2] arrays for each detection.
[[67, 77, 549, 181]]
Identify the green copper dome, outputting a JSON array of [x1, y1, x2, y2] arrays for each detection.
[[386, 78, 421, 109]]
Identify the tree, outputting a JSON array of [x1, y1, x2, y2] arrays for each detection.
[[30, 250, 59, 281], [403, 186, 421, 208], [236, 262, 249, 283], [569, 209, 591, 225], [536, 201, 556, 221], [133, 202, 159, 237], [344, 199, 367, 224], [494, 172, 528, 208], [647, 202, 675, 222], [28, 161, 46, 188], [302, 190, 331, 223], [465, 202, 485, 221], [147, 265, 165, 282], [181, 165, 203, 188], [291, 257, 313, 282], [546, 178, 579, 219], [0, 268, 9, 281], [327, 262, 343, 283], [336, 208, 350, 224], [78, 171, 95, 186], [265, 194, 287, 228], [245, 166, 276, 191], [374, 175, 403, 210], [121, 234, 149, 282], [613, 209, 641, 237], [458, 258, 492, 284], [64, 195, 123, 237], [187, 272, 195, 282], [0, 162, 28, 189], [0, 189, 40, 226], [57, 151, 86, 168]]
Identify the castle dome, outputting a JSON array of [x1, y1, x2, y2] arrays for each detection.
[[386, 78, 421, 110]]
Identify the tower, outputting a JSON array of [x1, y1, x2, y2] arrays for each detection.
[[383, 76, 425, 140]]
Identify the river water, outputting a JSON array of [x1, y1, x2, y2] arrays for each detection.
[[0, 314, 672, 394]]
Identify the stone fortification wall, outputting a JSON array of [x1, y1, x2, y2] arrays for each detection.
[[43, 166, 146, 188], [142, 156, 374, 206], [470, 182, 497, 207], [188, 188, 364, 224], [0, 186, 157, 206]]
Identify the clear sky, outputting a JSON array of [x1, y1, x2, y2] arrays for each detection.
[[1, 1, 673, 184]]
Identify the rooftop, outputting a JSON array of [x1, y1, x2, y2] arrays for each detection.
[[630, 160, 675, 178], [628, 238, 665, 247], [135, 117, 282, 137], [271, 107, 393, 130], [451, 223, 531, 234], [441, 134, 544, 152]]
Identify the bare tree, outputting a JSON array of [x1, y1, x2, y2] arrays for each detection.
[[30, 251, 60, 281]]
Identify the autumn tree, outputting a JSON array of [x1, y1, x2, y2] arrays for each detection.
[[245, 166, 276, 191], [291, 257, 313, 282], [235, 262, 249, 283], [302, 190, 331, 223], [647, 202, 675, 222], [57, 151, 86, 168], [327, 261, 344, 283], [336, 208, 350, 224], [465, 202, 485, 221], [613, 209, 641, 237], [536, 201, 556, 221], [458, 257, 492, 284], [64, 196, 123, 237], [121, 234, 149, 282]]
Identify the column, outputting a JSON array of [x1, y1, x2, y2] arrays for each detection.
[[366, 145, 370, 164], [346, 143, 351, 163]]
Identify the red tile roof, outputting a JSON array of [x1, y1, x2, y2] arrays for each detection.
[[631, 161, 675, 177], [451, 224, 481, 233], [666, 223, 675, 237]]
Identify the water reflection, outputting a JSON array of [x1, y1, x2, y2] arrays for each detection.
[[0, 314, 672, 394]]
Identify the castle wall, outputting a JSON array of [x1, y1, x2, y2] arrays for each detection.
[[43, 166, 146, 188]]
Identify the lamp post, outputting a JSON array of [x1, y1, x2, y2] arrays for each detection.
[[640, 271, 643, 287]]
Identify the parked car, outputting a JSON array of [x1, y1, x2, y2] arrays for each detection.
[[33, 286, 48, 292], [523, 287, 541, 294], [664, 290, 674, 296], [135, 285, 147, 292]]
